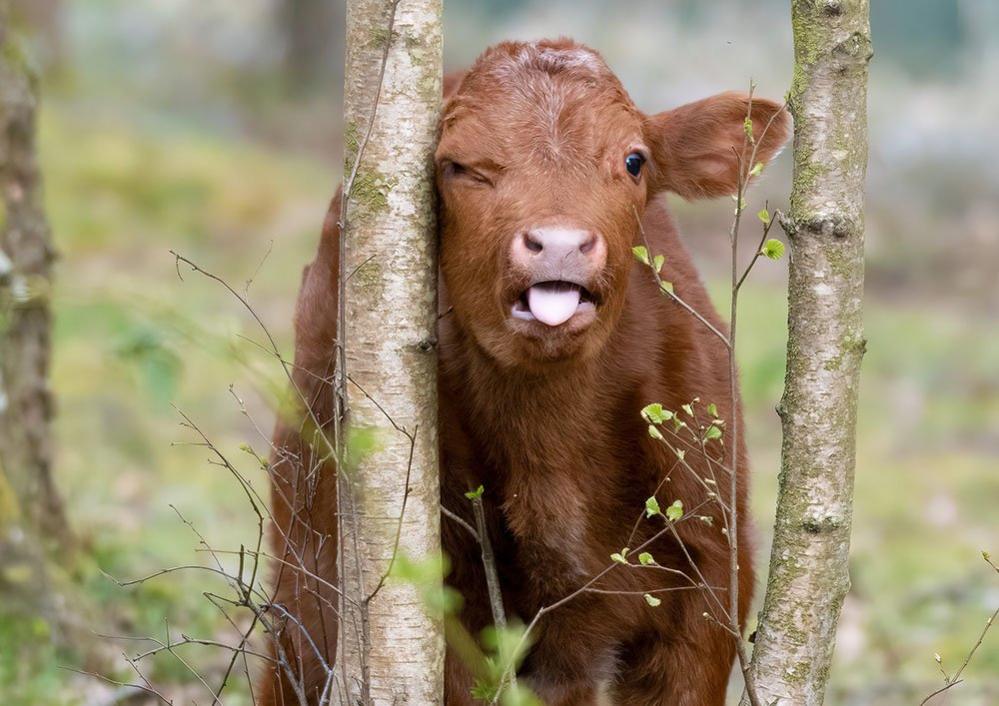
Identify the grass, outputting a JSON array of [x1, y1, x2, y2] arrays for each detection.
[[728, 278, 999, 705], [2, 101, 332, 705], [3, 97, 996, 705]]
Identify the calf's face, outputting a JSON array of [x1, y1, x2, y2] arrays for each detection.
[[435, 40, 788, 368]]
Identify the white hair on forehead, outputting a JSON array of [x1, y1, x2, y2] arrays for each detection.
[[535, 46, 604, 72], [489, 42, 606, 80]]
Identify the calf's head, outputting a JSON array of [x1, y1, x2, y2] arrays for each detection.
[[436, 39, 788, 368]]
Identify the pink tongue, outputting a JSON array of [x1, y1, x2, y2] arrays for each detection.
[[527, 283, 581, 326]]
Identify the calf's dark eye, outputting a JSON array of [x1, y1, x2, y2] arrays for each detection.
[[625, 152, 645, 178]]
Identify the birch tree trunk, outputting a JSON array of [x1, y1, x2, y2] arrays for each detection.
[[337, 0, 443, 703], [747, 2, 872, 704]]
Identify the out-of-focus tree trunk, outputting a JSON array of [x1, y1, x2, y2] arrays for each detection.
[[746, 2, 872, 705], [279, 0, 344, 93], [9, 0, 64, 72], [336, 0, 444, 703], [0, 6, 78, 648], [0, 7, 68, 553]]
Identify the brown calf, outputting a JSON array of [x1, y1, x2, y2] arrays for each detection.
[[260, 38, 788, 706]]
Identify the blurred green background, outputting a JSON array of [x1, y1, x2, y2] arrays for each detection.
[[2, 0, 997, 704]]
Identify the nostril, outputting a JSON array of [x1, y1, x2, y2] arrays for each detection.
[[579, 233, 597, 255], [524, 231, 544, 254]]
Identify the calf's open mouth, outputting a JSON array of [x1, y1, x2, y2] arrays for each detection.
[[511, 281, 598, 327]]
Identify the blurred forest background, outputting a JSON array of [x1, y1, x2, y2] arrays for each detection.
[[1, 0, 997, 704]]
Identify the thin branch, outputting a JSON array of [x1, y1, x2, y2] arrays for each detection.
[[633, 205, 731, 348], [470, 494, 509, 633], [442, 505, 479, 542]]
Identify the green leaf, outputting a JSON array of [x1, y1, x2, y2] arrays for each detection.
[[757, 208, 771, 225], [464, 485, 485, 500], [659, 280, 674, 295], [681, 403, 693, 417], [501, 684, 545, 706], [471, 680, 495, 701], [666, 500, 684, 522], [641, 403, 672, 425], [647, 424, 664, 441], [390, 551, 449, 585], [762, 238, 785, 260], [638, 552, 655, 566], [424, 585, 464, 615], [706, 402, 718, 418], [703, 425, 723, 442], [632, 245, 650, 265], [652, 254, 665, 273], [645, 496, 661, 518], [611, 549, 629, 564], [644, 593, 662, 607], [743, 116, 754, 141], [749, 161, 764, 177]]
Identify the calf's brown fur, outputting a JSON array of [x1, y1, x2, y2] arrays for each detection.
[[260, 38, 788, 706]]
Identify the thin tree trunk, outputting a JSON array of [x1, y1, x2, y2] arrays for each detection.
[[337, 0, 444, 703], [0, 7, 69, 554], [0, 7, 80, 651], [746, 2, 872, 705]]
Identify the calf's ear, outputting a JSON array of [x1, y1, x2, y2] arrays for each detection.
[[643, 92, 789, 200]]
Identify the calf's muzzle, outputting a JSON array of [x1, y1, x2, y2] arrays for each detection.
[[509, 227, 606, 327]]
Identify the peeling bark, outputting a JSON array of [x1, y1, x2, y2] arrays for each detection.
[[747, 1, 872, 704], [337, 0, 444, 703]]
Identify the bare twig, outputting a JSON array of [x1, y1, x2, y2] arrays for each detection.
[[442, 506, 479, 542], [919, 551, 999, 705], [469, 494, 508, 632]]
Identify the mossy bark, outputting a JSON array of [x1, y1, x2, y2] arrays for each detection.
[[747, 2, 872, 704], [337, 0, 443, 703]]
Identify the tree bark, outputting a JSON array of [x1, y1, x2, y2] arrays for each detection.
[[337, 0, 444, 703], [0, 7, 70, 556], [746, 2, 872, 705], [0, 7, 80, 651]]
